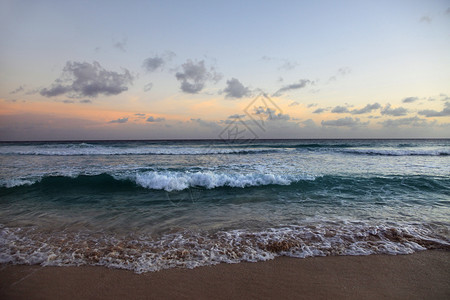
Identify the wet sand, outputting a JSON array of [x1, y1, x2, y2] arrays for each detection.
[[1, 250, 449, 300]]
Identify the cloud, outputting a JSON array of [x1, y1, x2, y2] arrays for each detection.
[[146, 116, 165, 122], [313, 108, 327, 114], [278, 61, 299, 71], [142, 51, 175, 73], [10, 85, 24, 94], [380, 104, 408, 116], [321, 117, 368, 127], [289, 101, 299, 107], [300, 119, 317, 128], [113, 38, 127, 52], [273, 79, 311, 97], [59, 99, 91, 104], [261, 56, 299, 71], [253, 106, 290, 121], [380, 116, 431, 127], [270, 112, 290, 121], [175, 60, 222, 94], [350, 103, 381, 114], [40, 61, 133, 98], [144, 83, 153, 92], [25, 88, 40, 95], [190, 118, 221, 129], [109, 117, 128, 124], [439, 94, 450, 101], [328, 67, 351, 82], [418, 102, 450, 117], [419, 16, 432, 23], [331, 106, 349, 113], [228, 114, 246, 119], [307, 103, 318, 108], [402, 96, 419, 103], [143, 57, 164, 72], [223, 78, 251, 98]]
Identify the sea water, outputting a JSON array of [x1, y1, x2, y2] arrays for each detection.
[[0, 139, 449, 272]]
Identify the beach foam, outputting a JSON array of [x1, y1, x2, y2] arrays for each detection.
[[1, 222, 448, 273]]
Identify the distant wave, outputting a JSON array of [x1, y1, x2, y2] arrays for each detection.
[[340, 149, 450, 156], [1, 141, 448, 156], [0, 146, 279, 156]]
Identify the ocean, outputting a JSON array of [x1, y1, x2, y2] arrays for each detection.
[[0, 139, 449, 273]]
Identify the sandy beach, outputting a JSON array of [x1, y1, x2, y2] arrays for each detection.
[[1, 250, 448, 300]]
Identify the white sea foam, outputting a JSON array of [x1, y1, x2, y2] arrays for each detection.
[[131, 171, 314, 191], [1, 222, 448, 273], [0, 178, 35, 188]]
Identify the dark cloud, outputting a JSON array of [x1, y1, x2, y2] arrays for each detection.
[[190, 118, 221, 129], [40, 61, 133, 98], [223, 78, 251, 99], [142, 51, 176, 73], [402, 96, 419, 103], [380, 104, 408, 116], [439, 94, 450, 101], [418, 102, 450, 117], [143, 57, 164, 72], [270, 112, 290, 121], [321, 117, 368, 127], [289, 101, 299, 107], [146, 116, 165, 122], [313, 108, 327, 114], [228, 114, 246, 119], [59, 99, 91, 104], [307, 103, 318, 108], [109, 117, 128, 124], [25, 88, 40, 95], [10, 85, 24, 94], [175, 60, 222, 94], [380, 116, 431, 127], [273, 79, 311, 97], [144, 83, 153, 92], [419, 16, 431, 23], [135, 113, 146, 117], [113, 38, 127, 52], [350, 103, 381, 114], [331, 106, 349, 113], [253, 106, 290, 121]]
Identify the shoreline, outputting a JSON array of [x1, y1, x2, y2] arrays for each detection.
[[1, 250, 449, 300]]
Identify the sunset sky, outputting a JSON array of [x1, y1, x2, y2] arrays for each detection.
[[1, 0, 449, 140]]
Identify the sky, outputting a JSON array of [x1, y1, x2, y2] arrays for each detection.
[[0, 0, 449, 140]]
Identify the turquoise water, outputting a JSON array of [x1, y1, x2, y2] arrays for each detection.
[[0, 139, 449, 272]]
